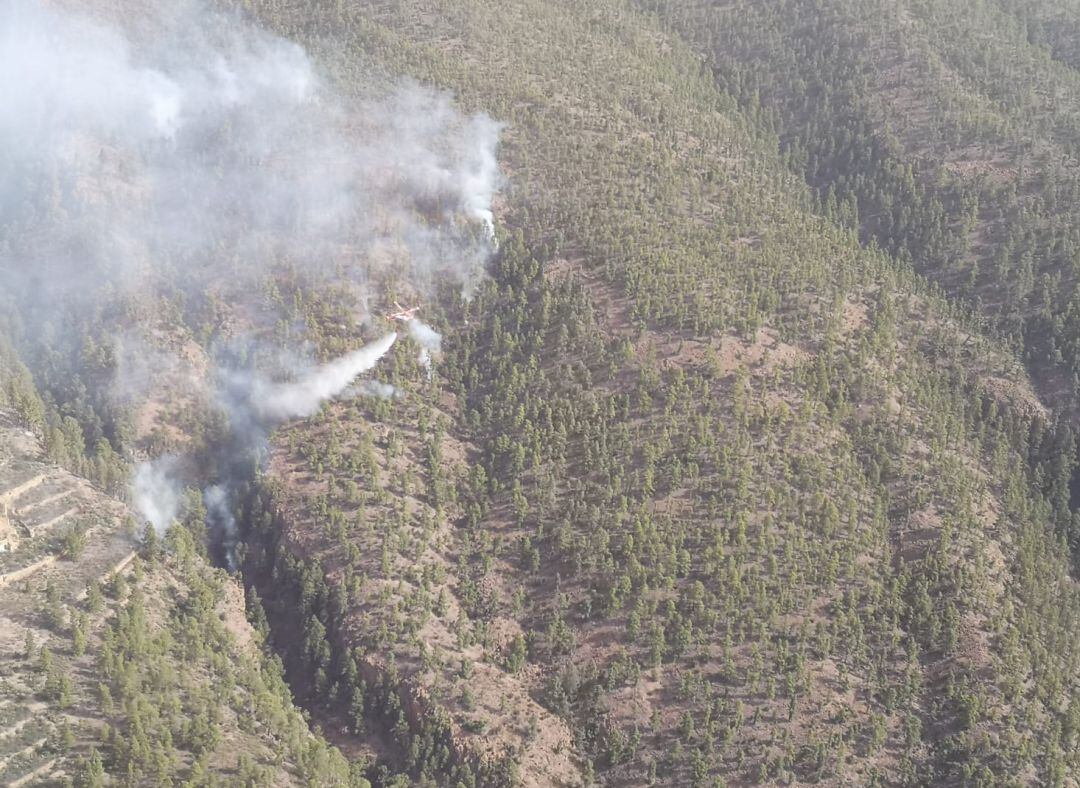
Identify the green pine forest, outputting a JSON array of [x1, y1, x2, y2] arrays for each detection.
[[4, 0, 1080, 785]]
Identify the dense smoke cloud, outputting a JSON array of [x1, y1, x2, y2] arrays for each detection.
[[0, 0, 501, 302], [0, 0, 501, 540]]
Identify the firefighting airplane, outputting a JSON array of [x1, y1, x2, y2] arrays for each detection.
[[384, 301, 421, 322]]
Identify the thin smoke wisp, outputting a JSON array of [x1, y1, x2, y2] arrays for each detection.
[[351, 380, 401, 400]]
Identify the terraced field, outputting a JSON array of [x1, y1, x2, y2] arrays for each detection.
[[0, 408, 134, 785], [0, 410, 355, 785]]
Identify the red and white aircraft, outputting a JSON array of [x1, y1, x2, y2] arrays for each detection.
[[384, 301, 421, 322]]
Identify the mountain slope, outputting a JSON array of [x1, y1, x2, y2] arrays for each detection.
[[231, 0, 1080, 784], [0, 401, 359, 786], [0, 330, 358, 785], [644, 0, 1080, 423], [1, 0, 1079, 785]]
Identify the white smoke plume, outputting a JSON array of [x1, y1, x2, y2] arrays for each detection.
[[132, 455, 183, 535], [0, 0, 501, 304], [132, 333, 398, 536], [407, 319, 443, 374], [253, 333, 397, 420], [461, 118, 501, 243], [0, 1, 502, 548]]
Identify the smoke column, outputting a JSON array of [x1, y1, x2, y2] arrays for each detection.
[[0, 1, 501, 542], [132, 331, 399, 541], [254, 333, 397, 421], [133, 456, 183, 535], [407, 319, 443, 375]]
